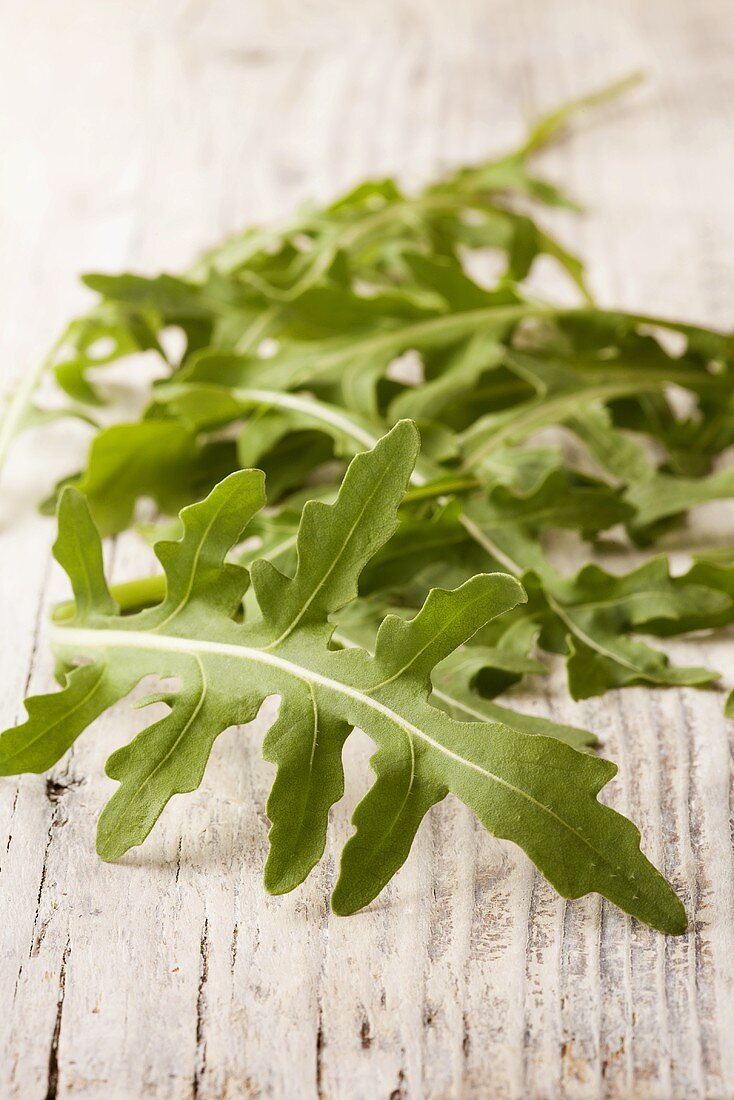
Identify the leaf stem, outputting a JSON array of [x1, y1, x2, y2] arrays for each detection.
[[515, 71, 645, 159], [0, 338, 63, 486]]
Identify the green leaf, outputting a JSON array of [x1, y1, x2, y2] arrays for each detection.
[[460, 343, 726, 470], [457, 505, 726, 699], [725, 690, 734, 720], [0, 663, 124, 777], [476, 468, 633, 539], [332, 596, 591, 751], [249, 423, 420, 640], [0, 426, 687, 933], [52, 487, 117, 620], [52, 302, 164, 405], [431, 665, 597, 753], [626, 467, 734, 533], [63, 420, 238, 535], [177, 303, 528, 416], [4, 79, 734, 936]]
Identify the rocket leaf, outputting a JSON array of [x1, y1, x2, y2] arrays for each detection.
[[2, 78, 734, 938], [0, 424, 686, 932]]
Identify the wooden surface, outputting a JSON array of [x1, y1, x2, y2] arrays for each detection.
[[2, 2, 734, 1097]]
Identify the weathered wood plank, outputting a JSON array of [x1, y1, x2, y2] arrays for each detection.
[[1, 1, 733, 1097]]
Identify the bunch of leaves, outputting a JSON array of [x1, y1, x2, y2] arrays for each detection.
[[0, 425, 687, 932], [1, 76, 733, 931], [13, 81, 730, 697]]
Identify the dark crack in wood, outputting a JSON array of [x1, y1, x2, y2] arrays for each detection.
[[43, 936, 70, 1100], [193, 917, 210, 1098], [316, 1004, 325, 1100], [359, 1007, 372, 1050], [229, 921, 239, 974], [389, 1065, 407, 1100]]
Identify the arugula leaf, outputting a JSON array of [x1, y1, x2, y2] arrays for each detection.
[[625, 468, 734, 535], [2, 79, 733, 936], [0, 425, 686, 932], [454, 506, 726, 699], [0, 76, 637, 476], [55, 421, 237, 535], [139, 371, 734, 702], [475, 467, 633, 539], [332, 597, 592, 751], [53, 528, 595, 756], [47, 334, 733, 710], [53, 301, 165, 405], [51, 274, 732, 538]]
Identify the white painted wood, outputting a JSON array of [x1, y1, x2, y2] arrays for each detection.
[[1, 1, 734, 1096]]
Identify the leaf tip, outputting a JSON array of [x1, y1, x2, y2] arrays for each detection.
[[501, 571, 528, 606], [725, 689, 734, 719], [667, 901, 689, 937], [330, 876, 366, 917], [649, 889, 688, 936], [95, 827, 125, 864], [329, 892, 355, 918], [55, 483, 91, 525], [389, 416, 421, 455], [262, 859, 300, 897]]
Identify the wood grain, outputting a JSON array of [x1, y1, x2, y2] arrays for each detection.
[[1, 1, 734, 1097]]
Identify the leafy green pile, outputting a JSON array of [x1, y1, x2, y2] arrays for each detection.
[[1, 77, 732, 933]]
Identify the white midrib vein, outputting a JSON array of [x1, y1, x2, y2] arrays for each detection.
[[232, 388, 383, 453], [49, 622, 485, 771], [48, 620, 619, 869]]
